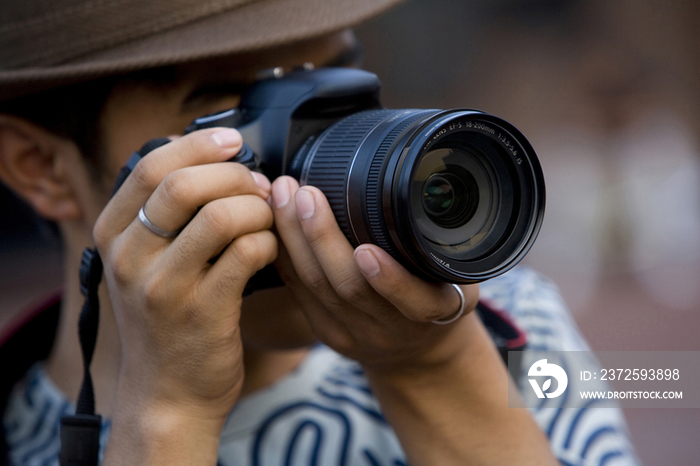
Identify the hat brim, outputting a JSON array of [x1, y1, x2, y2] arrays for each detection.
[[0, 0, 402, 101]]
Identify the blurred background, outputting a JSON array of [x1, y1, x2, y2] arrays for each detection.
[[356, 1, 699, 464], [2, 0, 699, 464]]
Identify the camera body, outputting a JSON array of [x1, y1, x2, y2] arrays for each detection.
[[189, 68, 384, 177], [188, 68, 545, 286]]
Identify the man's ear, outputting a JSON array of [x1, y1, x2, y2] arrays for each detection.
[[0, 114, 81, 221]]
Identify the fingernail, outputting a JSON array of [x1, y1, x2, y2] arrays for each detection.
[[251, 171, 270, 192], [295, 188, 315, 220], [355, 248, 380, 277], [211, 129, 241, 148], [272, 177, 291, 209]]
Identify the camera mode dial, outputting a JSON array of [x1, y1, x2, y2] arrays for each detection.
[[186, 109, 259, 170]]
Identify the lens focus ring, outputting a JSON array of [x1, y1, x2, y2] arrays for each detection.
[[301, 110, 390, 236], [365, 110, 439, 252]]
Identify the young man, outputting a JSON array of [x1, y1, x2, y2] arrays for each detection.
[[0, 0, 639, 465]]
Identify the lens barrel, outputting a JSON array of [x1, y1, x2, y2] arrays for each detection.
[[291, 109, 545, 284]]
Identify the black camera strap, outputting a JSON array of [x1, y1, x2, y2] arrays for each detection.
[[59, 249, 103, 466]]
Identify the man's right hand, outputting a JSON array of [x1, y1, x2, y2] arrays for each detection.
[[94, 128, 276, 464]]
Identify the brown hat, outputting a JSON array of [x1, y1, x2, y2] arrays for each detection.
[[0, 0, 401, 101]]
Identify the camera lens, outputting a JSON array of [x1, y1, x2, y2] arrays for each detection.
[[410, 143, 500, 260], [421, 168, 479, 228], [291, 109, 545, 283], [422, 175, 456, 218]]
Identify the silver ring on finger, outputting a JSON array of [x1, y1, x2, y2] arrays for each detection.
[[431, 284, 466, 325], [138, 206, 181, 238]]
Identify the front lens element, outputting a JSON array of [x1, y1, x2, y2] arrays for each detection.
[[411, 142, 505, 260], [422, 174, 455, 217], [422, 168, 479, 228]]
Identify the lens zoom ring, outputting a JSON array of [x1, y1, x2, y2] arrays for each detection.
[[304, 110, 394, 237], [366, 110, 439, 253]]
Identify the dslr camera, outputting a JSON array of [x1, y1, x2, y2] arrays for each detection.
[[185, 68, 545, 286]]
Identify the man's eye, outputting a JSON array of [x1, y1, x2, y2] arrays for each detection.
[[182, 82, 250, 111]]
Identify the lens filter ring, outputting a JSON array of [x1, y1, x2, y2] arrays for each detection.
[[390, 110, 545, 283]]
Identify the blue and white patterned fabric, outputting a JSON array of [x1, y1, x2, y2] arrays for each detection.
[[3, 365, 112, 466], [479, 268, 641, 466], [3, 267, 641, 466]]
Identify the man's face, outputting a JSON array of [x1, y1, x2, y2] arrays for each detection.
[[98, 30, 360, 183], [90, 30, 361, 350]]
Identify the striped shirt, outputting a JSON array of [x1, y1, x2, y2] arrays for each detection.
[[3, 267, 640, 465]]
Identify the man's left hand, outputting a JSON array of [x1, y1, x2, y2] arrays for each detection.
[[269, 176, 479, 373]]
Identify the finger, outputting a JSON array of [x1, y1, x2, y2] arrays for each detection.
[[271, 241, 359, 349], [293, 185, 384, 307], [270, 177, 338, 305], [163, 194, 274, 276], [353, 244, 480, 324], [94, 128, 243, 247], [200, 230, 279, 304], [271, 177, 387, 321], [133, 162, 269, 246]]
